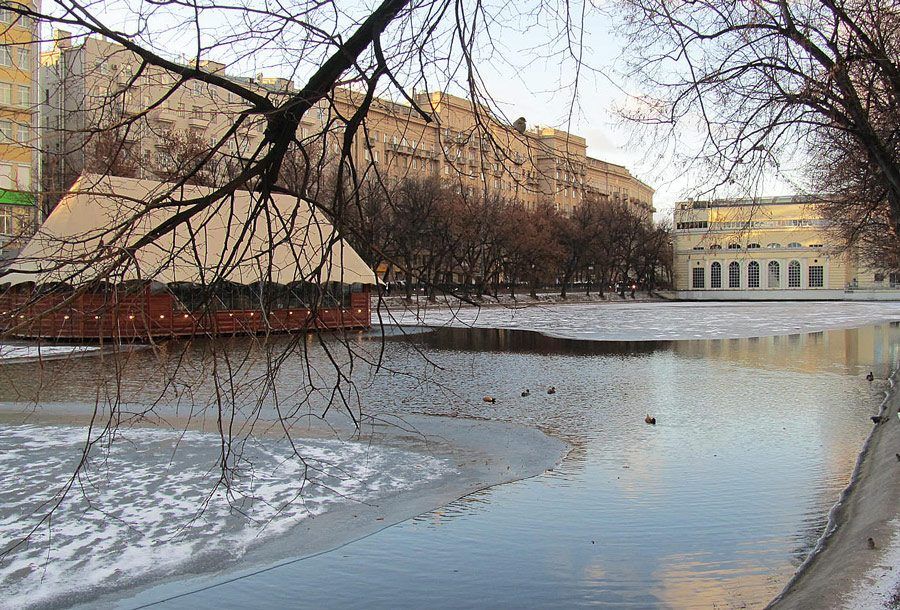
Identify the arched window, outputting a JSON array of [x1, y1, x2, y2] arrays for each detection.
[[747, 243, 761, 249], [748, 261, 760, 288], [709, 244, 722, 250], [728, 261, 740, 288], [766, 243, 781, 248], [788, 260, 801, 287], [768, 260, 781, 288], [711, 262, 722, 288], [787, 242, 802, 249], [728, 243, 741, 250]]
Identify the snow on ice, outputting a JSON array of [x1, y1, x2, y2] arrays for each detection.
[[389, 301, 900, 341], [0, 424, 451, 609]]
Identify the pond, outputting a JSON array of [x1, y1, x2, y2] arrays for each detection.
[[1, 314, 899, 608]]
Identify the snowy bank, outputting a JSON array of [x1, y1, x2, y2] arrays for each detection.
[[769, 372, 900, 609]]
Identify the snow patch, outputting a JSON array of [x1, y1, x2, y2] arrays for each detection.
[[0, 424, 452, 609], [843, 518, 900, 609]]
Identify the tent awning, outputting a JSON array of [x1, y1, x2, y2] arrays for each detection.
[[1, 174, 376, 287]]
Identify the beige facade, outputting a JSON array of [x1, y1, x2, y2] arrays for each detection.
[[41, 33, 654, 219], [0, 2, 39, 259], [673, 196, 899, 299], [40, 33, 283, 200], [329, 89, 654, 216]]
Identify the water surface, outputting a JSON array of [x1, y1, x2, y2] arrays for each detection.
[[1, 321, 898, 608]]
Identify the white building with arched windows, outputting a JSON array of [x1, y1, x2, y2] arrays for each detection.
[[673, 196, 900, 300]]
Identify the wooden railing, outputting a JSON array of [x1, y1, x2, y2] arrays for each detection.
[[0, 288, 371, 341]]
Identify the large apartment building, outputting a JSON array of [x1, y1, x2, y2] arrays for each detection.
[[0, 2, 39, 260], [328, 88, 654, 216], [673, 196, 899, 300], [41, 33, 654, 219]]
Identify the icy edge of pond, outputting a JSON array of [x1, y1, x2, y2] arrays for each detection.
[[0, 423, 451, 609], [0, 344, 99, 361], [386, 301, 900, 341], [0, 416, 566, 610]]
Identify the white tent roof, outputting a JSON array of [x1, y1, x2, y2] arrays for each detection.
[[1, 174, 376, 287]]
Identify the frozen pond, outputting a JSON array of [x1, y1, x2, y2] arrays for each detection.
[[0, 424, 451, 609], [387, 300, 900, 340], [1, 303, 899, 608]]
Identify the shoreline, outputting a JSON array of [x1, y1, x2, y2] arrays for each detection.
[[769, 370, 900, 608], [33, 412, 567, 609]]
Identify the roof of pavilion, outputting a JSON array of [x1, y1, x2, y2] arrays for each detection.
[[1, 174, 376, 287]]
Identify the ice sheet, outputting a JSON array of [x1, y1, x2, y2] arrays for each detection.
[[0, 424, 451, 609], [389, 301, 900, 340], [0, 344, 98, 360]]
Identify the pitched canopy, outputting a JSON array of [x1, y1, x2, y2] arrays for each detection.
[[1, 174, 376, 287]]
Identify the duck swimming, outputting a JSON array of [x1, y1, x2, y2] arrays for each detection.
[[521, 389, 530, 397], [483, 396, 496, 404], [547, 386, 556, 395], [644, 415, 656, 425], [866, 371, 875, 381]]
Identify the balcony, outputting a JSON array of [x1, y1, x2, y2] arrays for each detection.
[[188, 115, 209, 129], [150, 108, 178, 124]]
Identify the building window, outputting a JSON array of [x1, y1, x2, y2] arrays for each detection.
[[766, 243, 781, 248], [16, 164, 30, 188], [709, 244, 722, 250], [0, 83, 10, 105], [0, 47, 11, 67], [787, 242, 802, 249], [0, 207, 13, 235], [768, 261, 781, 288], [692, 246, 704, 251], [728, 262, 740, 288], [728, 243, 740, 250], [16, 47, 29, 69], [748, 261, 760, 288], [17, 85, 29, 107], [747, 243, 761, 249], [0, 120, 11, 143], [15, 122, 28, 144], [809, 265, 824, 288], [788, 260, 801, 287], [711, 262, 722, 288], [0, 163, 12, 189], [675, 220, 709, 230], [692, 267, 705, 289]]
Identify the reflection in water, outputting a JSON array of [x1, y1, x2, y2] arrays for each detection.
[[1, 323, 899, 608]]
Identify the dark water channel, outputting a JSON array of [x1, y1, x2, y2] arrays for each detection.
[[3, 322, 900, 608]]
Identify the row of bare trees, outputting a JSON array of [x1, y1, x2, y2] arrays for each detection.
[[339, 176, 672, 302]]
